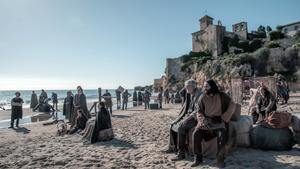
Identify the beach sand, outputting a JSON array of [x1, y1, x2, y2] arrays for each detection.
[[1, 94, 300, 168]]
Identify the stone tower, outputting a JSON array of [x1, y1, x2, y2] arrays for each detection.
[[200, 15, 214, 30], [232, 22, 248, 40]]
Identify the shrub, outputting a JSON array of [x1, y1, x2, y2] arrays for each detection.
[[267, 42, 281, 48], [269, 30, 284, 41]]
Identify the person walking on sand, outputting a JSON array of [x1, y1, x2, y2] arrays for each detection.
[[122, 90, 131, 110], [164, 88, 170, 104], [102, 90, 113, 115], [30, 91, 38, 111], [158, 88, 163, 109], [143, 89, 151, 110], [9, 92, 24, 128], [115, 89, 121, 109]]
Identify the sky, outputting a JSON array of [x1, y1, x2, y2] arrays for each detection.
[[0, 0, 299, 90]]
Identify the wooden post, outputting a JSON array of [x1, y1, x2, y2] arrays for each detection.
[[98, 88, 102, 102]]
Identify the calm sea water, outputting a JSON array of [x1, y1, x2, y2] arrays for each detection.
[[0, 89, 133, 110]]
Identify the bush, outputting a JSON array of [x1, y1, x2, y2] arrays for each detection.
[[249, 39, 262, 52], [253, 48, 270, 75], [267, 42, 281, 48], [180, 51, 212, 71], [269, 31, 284, 41]]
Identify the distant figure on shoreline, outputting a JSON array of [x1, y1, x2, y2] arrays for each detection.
[[115, 89, 122, 109], [143, 89, 151, 110], [122, 90, 131, 110], [102, 90, 113, 115], [63, 91, 74, 123], [164, 88, 170, 104], [9, 92, 24, 128], [51, 92, 58, 111], [30, 91, 38, 111], [158, 88, 163, 109], [72, 86, 90, 128], [133, 90, 138, 107], [137, 90, 143, 106]]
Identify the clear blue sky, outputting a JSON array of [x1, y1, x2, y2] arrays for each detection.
[[0, 0, 299, 90]]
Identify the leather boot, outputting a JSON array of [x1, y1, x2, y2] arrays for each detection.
[[191, 155, 203, 167], [171, 151, 185, 161]]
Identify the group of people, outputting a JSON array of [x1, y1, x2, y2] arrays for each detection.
[[163, 79, 235, 168], [30, 90, 58, 114]]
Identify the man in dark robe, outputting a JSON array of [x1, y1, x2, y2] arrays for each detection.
[[115, 89, 121, 109], [143, 90, 151, 109], [138, 90, 143, 106], [164, 79, 201, 153], [132, 90, 138, 106], [179, 88, 187, 105], [72, 86, 90, 128], [30, 91, 38, 111], [91, 102, 112, 143], [39, 89, 48, 104], [9, 92, 24, 128], [63, 91, 74, 122], [122, 90, 131, 110], [102, 90, 113, 114]]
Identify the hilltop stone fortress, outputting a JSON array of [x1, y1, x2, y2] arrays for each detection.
[[192, 15, 248, 57], [153, 15, 300, 92]]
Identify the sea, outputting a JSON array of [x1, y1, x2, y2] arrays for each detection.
[[0, 89, 134, 110]]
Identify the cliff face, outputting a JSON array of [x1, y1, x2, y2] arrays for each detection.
[[163, 38, 300, 89]]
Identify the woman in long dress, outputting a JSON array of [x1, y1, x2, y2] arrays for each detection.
[[63, 91, 74, 122], [71, 86, 90, 128]]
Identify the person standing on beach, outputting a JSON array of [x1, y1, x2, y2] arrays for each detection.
[[122, 90, 131, 110], [72, 86, 90, 128], [132, 90, 138, 107], [51, 92, 58, 111], [143, 89, 151, 109], [9, 92, 24, 128], [115, 89, 121, 109], [158, 88, 163, 109], [138, 90, 143, 106], [164, 88, 170, 104], [63, 91, 74, 122], [102, 90, 113, 115], [30, 91, 38, 111]]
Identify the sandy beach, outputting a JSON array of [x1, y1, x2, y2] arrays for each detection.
[[0, 94, 300, 169]]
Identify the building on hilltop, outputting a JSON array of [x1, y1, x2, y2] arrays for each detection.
[[277, 21, 300, 37], [191, 15, 248, 57]]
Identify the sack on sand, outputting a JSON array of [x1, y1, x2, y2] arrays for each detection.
[[98, 128, 114, 141], [229, 115, 252, 147], [291, 115, 300, 132], [261, 111, 292, 129], [250, 125, 294, 150]]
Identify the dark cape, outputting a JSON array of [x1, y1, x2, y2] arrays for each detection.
[[11, 97, 24, 120], [30, 93, 38, 108], [103, 93, 113, 107], [133, 91, 138, 102], [72, 94, 90, 127], [91, 107, 112, 143], [63, 95, 74, 120]]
